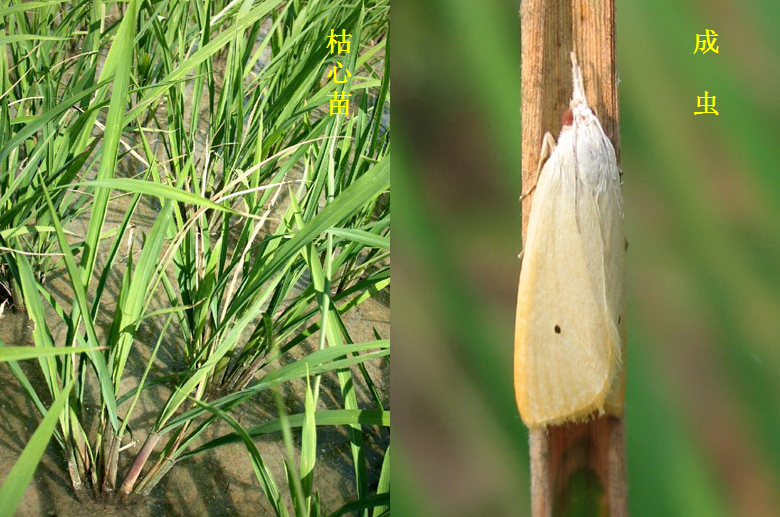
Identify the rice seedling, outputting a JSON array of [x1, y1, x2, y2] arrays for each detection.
[[0, 345, 100, 516], [0, 0, 389, 513]]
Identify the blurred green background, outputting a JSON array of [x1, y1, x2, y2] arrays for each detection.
[[393, 0, 780, 516]]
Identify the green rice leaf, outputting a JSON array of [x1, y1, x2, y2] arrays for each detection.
[[328, 494, 390, 517], [0, 380, 73, 516], [188, 398, 290, 517], [0, 346, 99, 362]]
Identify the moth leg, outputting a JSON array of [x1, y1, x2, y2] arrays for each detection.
[[517, 249, 524, 262], [520, 132, 556, 201]]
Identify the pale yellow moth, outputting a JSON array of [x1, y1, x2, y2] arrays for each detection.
[[514, 53, 626, 427]]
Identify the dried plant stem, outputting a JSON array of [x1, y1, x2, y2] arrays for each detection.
[[119, 432, 160, 497], [520, 0, 627, 515], [134, 429, 187, 495]]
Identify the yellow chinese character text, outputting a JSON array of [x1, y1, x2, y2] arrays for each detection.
[[327, 29, 351, 54], [328, 92, 351, 115], [694, 29, 719, 54], [328, 61, 352, 84], [694, 91, 718, 115]]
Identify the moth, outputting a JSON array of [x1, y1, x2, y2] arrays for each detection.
[[514, 52, 626, 427]]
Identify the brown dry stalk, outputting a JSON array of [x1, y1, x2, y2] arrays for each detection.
[[119, 432, 161, 497], [520, 0, 627, 515]]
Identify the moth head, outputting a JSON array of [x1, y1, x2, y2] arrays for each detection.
[[562, 103, 595, 128], [561, 108, 573, 127]]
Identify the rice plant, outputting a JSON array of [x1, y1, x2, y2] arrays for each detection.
[[0, 0, 389, 514]]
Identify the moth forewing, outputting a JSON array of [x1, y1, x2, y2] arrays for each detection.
[[514, 54, 625, 427]]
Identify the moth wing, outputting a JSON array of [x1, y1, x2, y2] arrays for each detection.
[[514, 144, 620, 426], [592, 134, 626, 413]]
